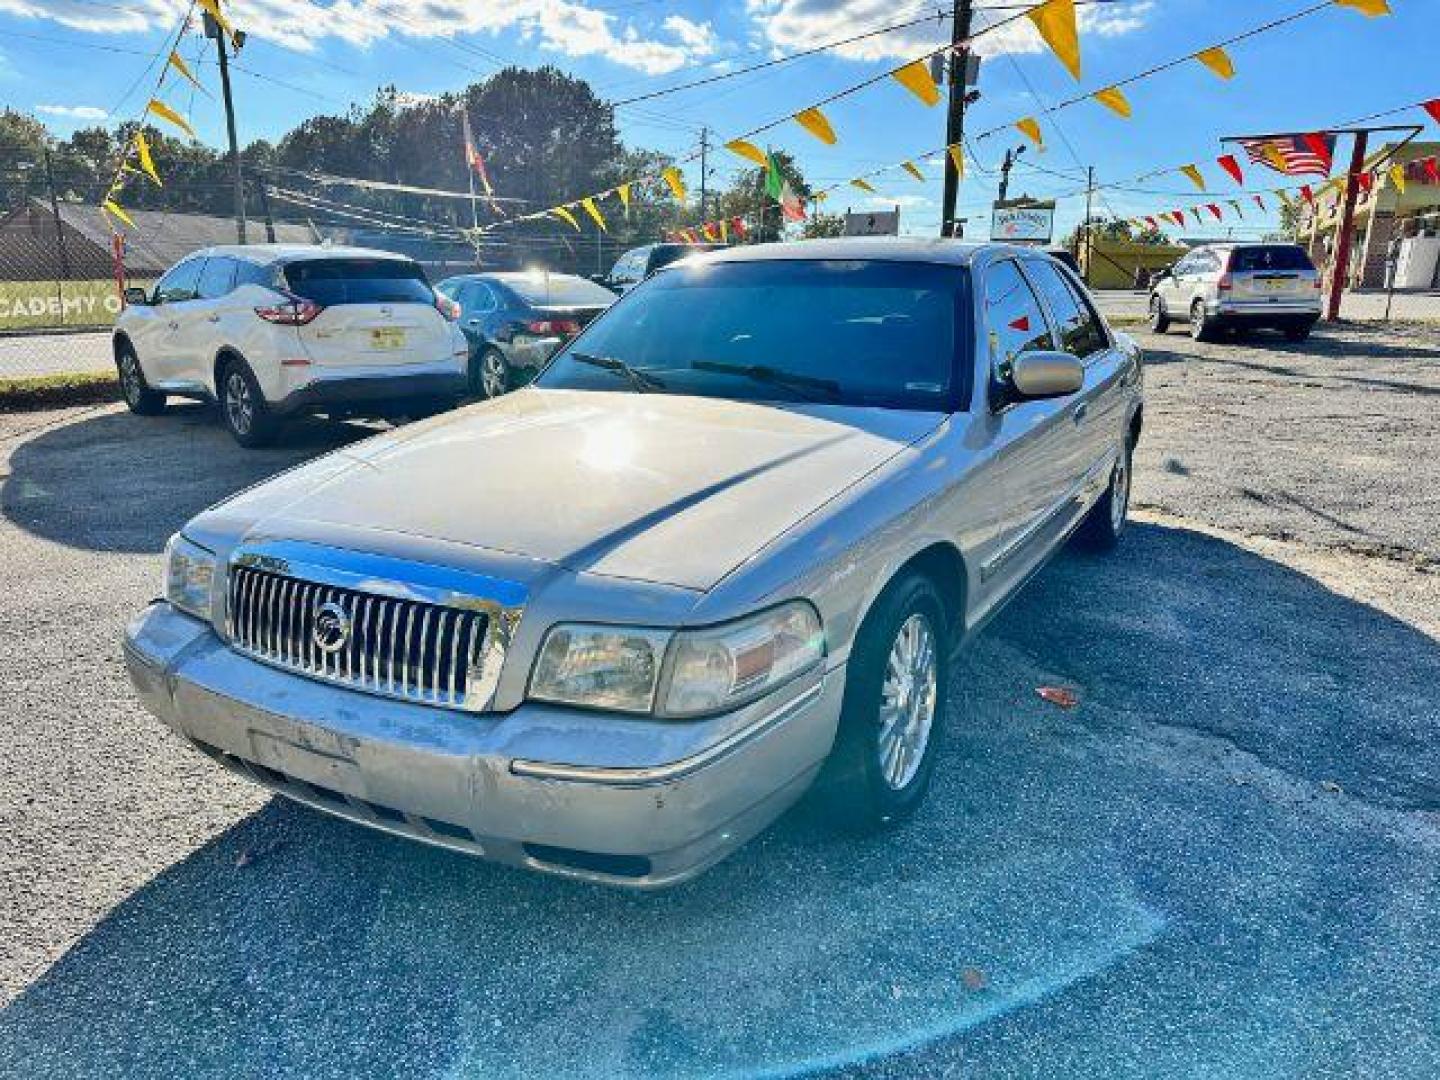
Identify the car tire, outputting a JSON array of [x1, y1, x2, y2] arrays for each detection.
[[1076, 435, 1133, 551], [218, 355, 278, 448], [1148, 295, 1169, 334], [820, 572, 950, 831], [476, 347, 511, 399], [115, 341, 166, 416], [1284, 322, 1313, 343], [1189, 300, 1217, 342]]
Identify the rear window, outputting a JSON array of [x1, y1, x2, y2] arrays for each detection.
[[1229, 246, 1314, 273], [503, 274, 616, 307], [283, 258, 434, 305]]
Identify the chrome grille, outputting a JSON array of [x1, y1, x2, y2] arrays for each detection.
[[227, 565, 488, 708]]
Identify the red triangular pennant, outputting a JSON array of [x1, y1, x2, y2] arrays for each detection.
[[1299, 184, 1315, 203], [1357, 171, 1374, 195], [1207, 203, 1222, 220], [1216, 154, 1243, 184], [1424, 157, 1440, 184], [1302, 133, 1334, 172], [1423, 99, 1440, 126], [1008, 315, 1031, 333]]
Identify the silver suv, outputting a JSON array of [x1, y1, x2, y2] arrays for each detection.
[[1148, 242, 1321, 342]]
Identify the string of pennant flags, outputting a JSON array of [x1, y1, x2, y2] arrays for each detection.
[[98, 0, 236, 230]]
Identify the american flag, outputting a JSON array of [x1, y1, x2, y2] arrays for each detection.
[[1239, 135, 1335, 177]]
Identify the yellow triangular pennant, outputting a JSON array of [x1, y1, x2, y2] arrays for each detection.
[[850, 178, 877, 194], [134, 131, 162, 187], [549, 206, 580, 230], [1026, 0, 1081, 80], [1390, 163, 1407, 193], [1180, 164, 1206, 191], [947, 143, 965, 180], [901, 160, 925, 182], [1016, 117, 1043, 147], [793, 106, 838, 145], [1195, 46, 1235, 79], [1335, 0, 1390, 15], [580, 196, 606, 231], [102, 199, 135, 230], [197, 0, 238, 44], [147, 98, 195, 140], [661, 166, 686, 201], [167, 50, 206, 94], [891, 59, 941, 107], [616, 182, 631, 213], [1092, 86, 1132, 118], [724, 139, 769, 166]]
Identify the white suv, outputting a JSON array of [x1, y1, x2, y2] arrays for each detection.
[[114, 245, 470, 446]]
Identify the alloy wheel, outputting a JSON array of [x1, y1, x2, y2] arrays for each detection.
[[119, 354, 142, 405], [224, 371, 253, 435], [1110, 449, 1131, 534], [876, 612, 938, 791], [481, 352, 507, 398]]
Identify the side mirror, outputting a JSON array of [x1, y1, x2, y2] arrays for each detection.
[[123, 286, 149, 306], [1011, 351, 1083, 399]]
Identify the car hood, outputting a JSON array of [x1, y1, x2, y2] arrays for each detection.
[[209, 389, 944, 592]]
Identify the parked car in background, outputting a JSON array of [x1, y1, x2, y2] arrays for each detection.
[[604, 242, 724, 294], [124, 239, 1143, 889], [114, 245, 469, 446], [1148, 242, 1321, 342], [436, 271, 617, 398]]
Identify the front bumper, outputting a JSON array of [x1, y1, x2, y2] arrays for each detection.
[[274, 366, 467, 416], [123, 602, 841, 888]]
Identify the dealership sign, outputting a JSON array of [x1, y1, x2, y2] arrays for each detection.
[[990, 200, 1056, 244]]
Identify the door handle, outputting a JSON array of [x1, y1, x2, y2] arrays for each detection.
[[206, 314, 221, 323], [467, 318, 481, 326], [1072, 402, 1089, 424]]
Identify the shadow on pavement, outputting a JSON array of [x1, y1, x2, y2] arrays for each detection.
[[2, 523, 1436, 1078], [2, 404, 378, 554]]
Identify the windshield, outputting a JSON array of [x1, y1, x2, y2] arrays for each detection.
[[1229, 246, 1314, 273], [283, 258, 434, 306], [537, 259, 967, 410], [502, 274, 617, 307]]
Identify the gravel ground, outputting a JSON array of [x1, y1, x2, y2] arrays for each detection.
[[0, 325, 1437, 1078]]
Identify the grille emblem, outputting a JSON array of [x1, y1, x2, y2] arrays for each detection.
[[312, 600, 351, 654]]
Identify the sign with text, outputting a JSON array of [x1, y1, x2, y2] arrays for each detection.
[[990, 201, 1056, 244], [843, 208, 900, 237]]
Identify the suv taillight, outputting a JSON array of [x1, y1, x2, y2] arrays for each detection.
[[435, 294, 461, 321], [1217, 274, 1233, 292], [527, 319, 580, 336], [255, 293, 323, 326]]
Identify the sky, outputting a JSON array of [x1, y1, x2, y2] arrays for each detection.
[[1, 0, 1437, 243]]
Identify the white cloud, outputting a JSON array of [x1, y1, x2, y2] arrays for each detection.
[[745, 0, 1153, 63], [34, 103, 108, 119], [0, 0, 720, 75]]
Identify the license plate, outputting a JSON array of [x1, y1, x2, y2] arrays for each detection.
[[1261, 279, 1290, 292], [370, 327, 406, 350]]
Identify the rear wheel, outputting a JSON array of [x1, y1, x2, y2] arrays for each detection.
[[1077, 435, 1132, 550], [1189, 300, 1217, 342], [1148, 295, 1169, 334], [116, 342, 166, 415], [219, 356, 278, 448], [476, 347, 510, 399], [821, 572, 950, 830], [1284, 321, 1313, 343]]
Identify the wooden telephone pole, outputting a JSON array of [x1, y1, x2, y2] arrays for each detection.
[[940, 0, 974, 237]]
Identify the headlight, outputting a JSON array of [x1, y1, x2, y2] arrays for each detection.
[[660, 602, 823, 718], [527, 602, 824, 718], [164, 533, 217, 621], [529, 624, 670, 714]]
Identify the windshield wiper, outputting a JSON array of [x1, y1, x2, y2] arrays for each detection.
[[570, 352, 666, 393], [691, 360, 841, 401]]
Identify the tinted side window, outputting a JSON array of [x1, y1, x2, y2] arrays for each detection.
[[983, 260, 1053, 384], [196, 257, 236, 300], [464, 283, 498, 312], [1027, 260, 1107, 359], [233, 259, 274, 289], [154, 257, 204, 303]]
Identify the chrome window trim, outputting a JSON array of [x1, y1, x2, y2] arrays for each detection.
[[225, 539, 526, 713]]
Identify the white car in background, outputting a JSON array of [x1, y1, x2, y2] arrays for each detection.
[[114, 245, 470, 446]]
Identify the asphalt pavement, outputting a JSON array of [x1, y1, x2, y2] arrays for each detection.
[[0, 325, 1436, 1078]]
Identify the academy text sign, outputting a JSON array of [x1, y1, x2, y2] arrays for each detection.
[[0, 281, 139, 331], [990, 201, 1056, 244]]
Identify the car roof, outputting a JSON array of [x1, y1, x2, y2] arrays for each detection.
[[189, 243, 418, 265], [685, 237, 1023, 267]]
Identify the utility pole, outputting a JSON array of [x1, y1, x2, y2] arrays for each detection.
[[42, 145, 72, 321], [940, 0, 974, 237], [997, 144, 1026, 204], [1082, 165, 1095, 283], [205, 13, 247, 244], [698, 126, 709, 224], [256, 170, 277, 243]]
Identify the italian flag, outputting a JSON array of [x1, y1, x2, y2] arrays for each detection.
[[764, 151, 806, 223]]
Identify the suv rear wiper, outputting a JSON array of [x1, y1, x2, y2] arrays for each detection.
[[569, 352, 666, 393], [692, 360, 841, 401]]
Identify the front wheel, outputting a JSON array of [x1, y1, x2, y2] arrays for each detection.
[[219, 357, 278, 448], [1189, 300, 1217, 342], [820, 573, 950, 830], [116, 343, 166, 415], [1076, 436, 1132, 550], [1148, 295, 1169, 334]]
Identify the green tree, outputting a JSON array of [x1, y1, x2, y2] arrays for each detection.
[[802, 211, 845, 239], [711, 150, 810, 243]]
